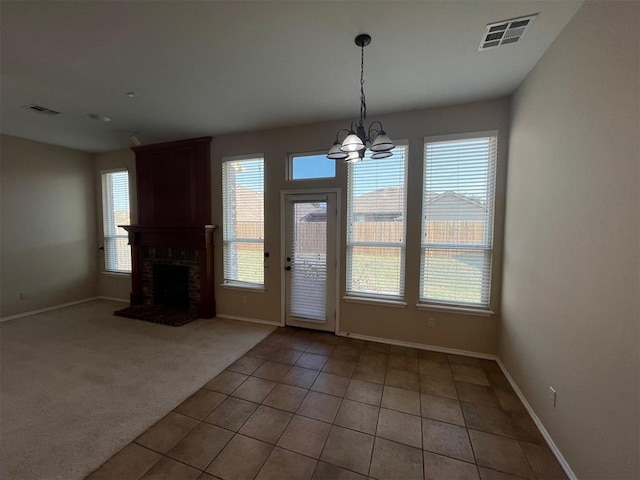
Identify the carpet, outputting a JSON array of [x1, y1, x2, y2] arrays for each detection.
[[0, 300, 275, 480]]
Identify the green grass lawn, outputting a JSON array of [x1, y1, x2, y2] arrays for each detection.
[[229, 248, 483, 304]]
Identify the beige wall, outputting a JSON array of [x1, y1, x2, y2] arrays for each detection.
[[94, 148, 136, 301], [0, 134, 98, 317], [212, 98, 510, 354], [501, 2, 639, 478]]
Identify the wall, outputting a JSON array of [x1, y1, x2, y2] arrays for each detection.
[[212, 98, 510, 354], [0, 134, 98, 317], [94, 148, 136, 301], [502, 2, 639, 478]]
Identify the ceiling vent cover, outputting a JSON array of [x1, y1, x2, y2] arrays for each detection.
[[23, 104, 61, 116], [478, 14, 537, 51]]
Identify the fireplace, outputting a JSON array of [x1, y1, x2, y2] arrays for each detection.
[[117, 225, 217, 325], [114, 136, 216, 326], [153, 264, 189, 308]]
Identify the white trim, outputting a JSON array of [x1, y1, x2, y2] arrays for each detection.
[[496, 358, 577, 480], [280, 188, 341, 333], [423, 129, 499, 144], [287, 150, 337, 181], [0, 297, 100, 323], [98, 296, 129, 303], [221, 153, 264, 163], [216, 314, 281, 327], [220, 283, 265, 293], [99, 167, 128, 175], [337, 330, 573, 479], [416, 303, 494, 317], [343, 296, 407, 309], [101, 271, 131, 278], [337, 331, 495, 360]]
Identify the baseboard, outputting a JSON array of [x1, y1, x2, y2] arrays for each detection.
[[496, 358, 577, 480], [340, 330, 575, 478], [216, 314, 281, 327], [338, 331, 496, 360], [0, 297, 101, 323], [97, 296, 129, 303]]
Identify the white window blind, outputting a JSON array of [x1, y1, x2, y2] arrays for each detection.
[[222, 156, 264, 286], [346, 145, 408, 299], [101, 170, 131, 273], [420, 133, 497, 308], [289, 200, 327, 321]]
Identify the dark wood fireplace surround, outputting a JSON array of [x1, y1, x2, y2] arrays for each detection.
[[122, 136, 216, 320]]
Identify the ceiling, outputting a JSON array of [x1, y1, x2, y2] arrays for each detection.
[[1, 1, 582, 153]]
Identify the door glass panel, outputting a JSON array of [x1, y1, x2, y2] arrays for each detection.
[[290, 201, 327, 321]]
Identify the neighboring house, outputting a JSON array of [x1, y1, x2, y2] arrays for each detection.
[[352, 186, 404, 221], [424, 190, 488, 221]]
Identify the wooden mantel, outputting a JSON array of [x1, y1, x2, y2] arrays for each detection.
[[123, 224, 217, 318]]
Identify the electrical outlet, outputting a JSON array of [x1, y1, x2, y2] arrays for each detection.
[[242, 295, 247, 304], [428, 317, 436, 328], [548, 386, 557, 407], [20, 292, 28, 300]]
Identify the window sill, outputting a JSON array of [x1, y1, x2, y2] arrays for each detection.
[[220, 283, 265, 293], [102, 271, 131, 278], [416, 303, 494, 317], [343, 296, 407, 308]]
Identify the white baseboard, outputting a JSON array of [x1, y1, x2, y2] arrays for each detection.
[[0, 297, 101, 323], [338, 331, 496, 360], [496, 358, 577, 480], [216, 314, 281, 327], [339, 330, 575, 479], [98, 296, 129, 303]]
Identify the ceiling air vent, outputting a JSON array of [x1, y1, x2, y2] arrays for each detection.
[[478, 14, 537, 51], [23, 104, 61, 116]]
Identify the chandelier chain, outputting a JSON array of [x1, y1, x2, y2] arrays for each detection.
[[360, 43, 366, 125]]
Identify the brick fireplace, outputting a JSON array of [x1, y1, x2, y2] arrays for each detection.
[[123, 225, 216, 319]]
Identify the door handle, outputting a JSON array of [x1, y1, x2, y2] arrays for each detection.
[[285, 266, 291, 271]]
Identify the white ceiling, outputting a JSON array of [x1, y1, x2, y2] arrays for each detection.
[[1, 1, 582, 153]]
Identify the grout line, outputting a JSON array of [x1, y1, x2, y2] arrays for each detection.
[[109, 328, 553, 480]]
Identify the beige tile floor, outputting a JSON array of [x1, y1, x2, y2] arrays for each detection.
[[87, 327, 568, 480]]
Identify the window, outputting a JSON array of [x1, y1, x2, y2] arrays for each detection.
[[101, 170, 131, 273], [346, 145, 408, 300], [289, 153, 336, 180], [420, 132, 497, 309], [222, 155, 265, 287]]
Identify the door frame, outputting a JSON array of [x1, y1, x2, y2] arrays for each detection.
[[280, 188, 341, 332]]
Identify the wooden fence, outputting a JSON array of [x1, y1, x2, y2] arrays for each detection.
[[233, 221, 485, 256]]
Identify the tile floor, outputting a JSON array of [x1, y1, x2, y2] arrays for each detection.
[[87, 327, 568, 480]]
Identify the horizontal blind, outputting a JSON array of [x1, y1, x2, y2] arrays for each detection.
[[289, 201, 327, 321], [101, 170, 131, 273], [421, 135, 497, 307], [347, 145, 407, 298], [222, 157, 264, 285]]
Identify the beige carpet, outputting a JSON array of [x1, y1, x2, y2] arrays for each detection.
[[0, 300, 275, 480]]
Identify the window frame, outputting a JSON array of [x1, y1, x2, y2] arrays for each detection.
[[345, 142, 409, 303], [221, 154, 266, 290], [419, 131, 498, 313], [100, 168, 131, 275], [287, 150, 337, 181]]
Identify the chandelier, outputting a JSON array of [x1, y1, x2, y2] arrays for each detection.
[[327, 34, 395, 163]]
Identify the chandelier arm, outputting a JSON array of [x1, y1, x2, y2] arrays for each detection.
[[335, 128, 352, 142], [368, 120, 384, 139]]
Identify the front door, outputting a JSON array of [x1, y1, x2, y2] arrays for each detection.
[[283, 192, 338, 331]]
